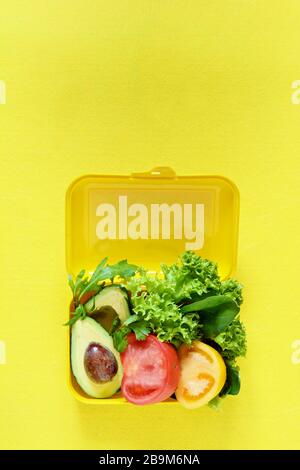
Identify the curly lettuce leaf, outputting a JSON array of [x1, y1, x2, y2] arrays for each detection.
[[161, 251, 222, 302], [219, 279, 243, 306], [214, 318, 247, 361]]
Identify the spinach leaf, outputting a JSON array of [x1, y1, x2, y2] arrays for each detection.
[[180, 295, 239, 337], [220, 361, 241, 396]]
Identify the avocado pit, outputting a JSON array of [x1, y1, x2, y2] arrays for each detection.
[[84, 342, 118, 384]]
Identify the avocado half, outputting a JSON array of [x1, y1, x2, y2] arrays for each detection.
[[84, 285, 130, 330], [71, 317, 122, 398]]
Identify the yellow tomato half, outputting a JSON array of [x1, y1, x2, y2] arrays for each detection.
[[175, 341, 226, 409]]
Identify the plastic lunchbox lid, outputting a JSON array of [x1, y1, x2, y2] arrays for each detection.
[[66, 166, 239, 280]]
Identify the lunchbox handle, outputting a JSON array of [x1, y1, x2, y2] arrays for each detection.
[[131, 166, 176, 179]]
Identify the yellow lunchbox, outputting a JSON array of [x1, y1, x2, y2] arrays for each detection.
[[65, 166, 239, 404]]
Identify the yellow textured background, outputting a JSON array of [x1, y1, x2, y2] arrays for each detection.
[[1, 1, 300, 449]]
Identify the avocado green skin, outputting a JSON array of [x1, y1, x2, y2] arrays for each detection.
[[71, 317, 122, 398], [84, 285, 131, 323]]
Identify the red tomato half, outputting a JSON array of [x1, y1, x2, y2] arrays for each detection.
[[120, 334, 180, 405]]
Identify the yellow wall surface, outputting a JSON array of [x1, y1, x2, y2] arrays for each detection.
[[1, 1, 300, 449]]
